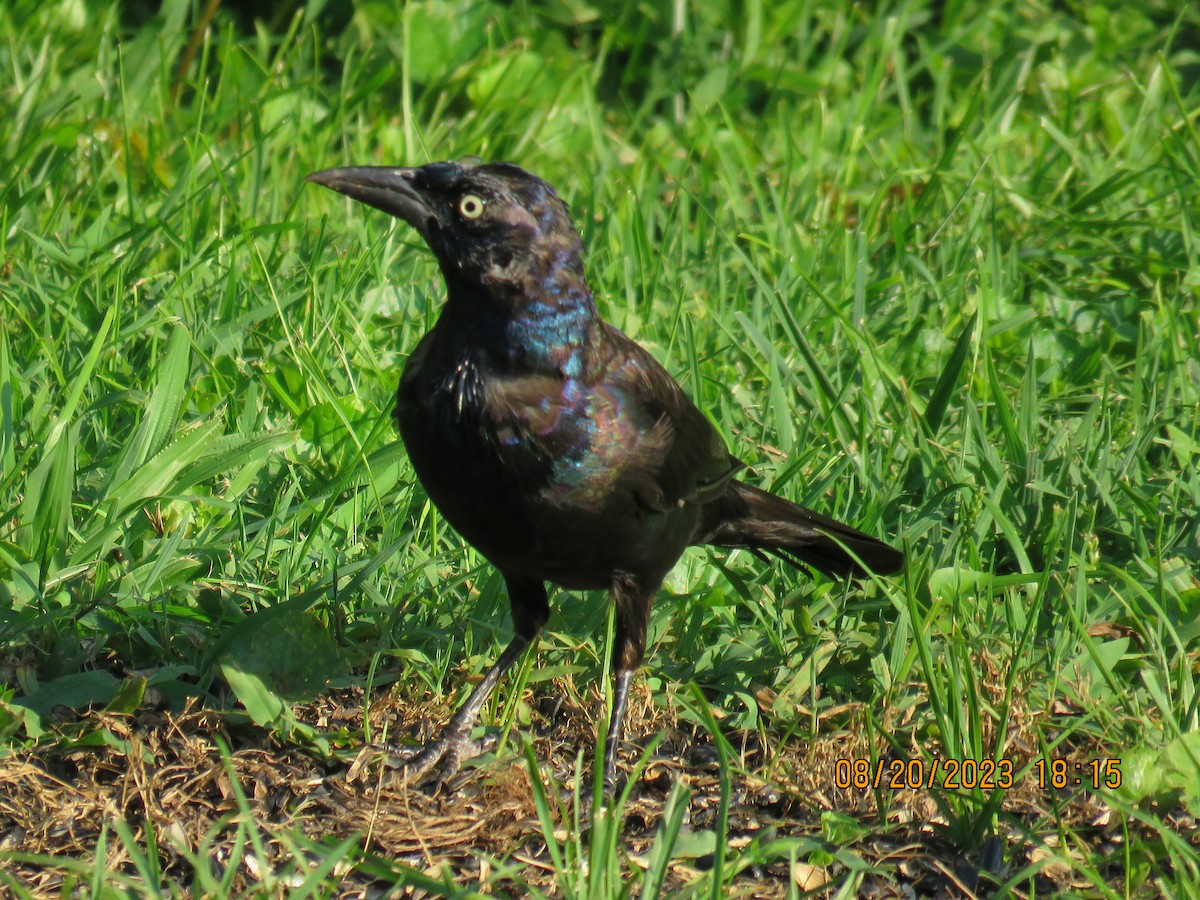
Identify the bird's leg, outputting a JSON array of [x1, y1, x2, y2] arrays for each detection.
[[602, 574, 658, 795], [395, 575, 548, 786]]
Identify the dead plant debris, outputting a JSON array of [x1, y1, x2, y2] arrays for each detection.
[[0, 686, 1177, 897]]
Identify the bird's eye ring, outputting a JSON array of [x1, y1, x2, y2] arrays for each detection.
[[458, 194, 485, 219]]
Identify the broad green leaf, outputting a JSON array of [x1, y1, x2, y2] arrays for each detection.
[[12, 671, 118, 717]]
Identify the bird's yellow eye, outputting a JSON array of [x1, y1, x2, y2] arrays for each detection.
[[458, 194, 485, 219]]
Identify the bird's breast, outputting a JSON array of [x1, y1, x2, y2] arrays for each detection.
[[394, 347, 690, 583]]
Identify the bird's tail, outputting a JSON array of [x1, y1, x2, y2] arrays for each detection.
[[700, 481, 903, 578]]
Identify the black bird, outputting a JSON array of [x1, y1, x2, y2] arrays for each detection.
[[307, 159, 903, 790]]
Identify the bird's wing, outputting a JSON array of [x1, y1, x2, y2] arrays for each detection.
[[589, 324, 744, 512], [478, 324, 742, 513]]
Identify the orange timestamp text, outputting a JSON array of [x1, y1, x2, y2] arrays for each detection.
[[835, 757, 1015, 790], [834, 757, 1123, 791]]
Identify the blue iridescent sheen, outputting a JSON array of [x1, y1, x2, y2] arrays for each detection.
[[505, 283, 594, 380]]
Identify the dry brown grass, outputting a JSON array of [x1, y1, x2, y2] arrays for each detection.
[[0, 682, 1170, 897]]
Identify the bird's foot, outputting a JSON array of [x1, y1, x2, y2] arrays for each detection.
[[602, 769, 627, 805], [349, 731, 499, 789]]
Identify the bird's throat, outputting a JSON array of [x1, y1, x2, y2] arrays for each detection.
[[445, 266, 598, 379], [506, 283, 597, 378]]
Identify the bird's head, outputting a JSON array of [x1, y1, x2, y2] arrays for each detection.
[[307, 159, 585, 298]]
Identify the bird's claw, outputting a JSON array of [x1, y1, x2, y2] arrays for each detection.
[[603, 770, 627, 802], [348, 731, 500, 789]]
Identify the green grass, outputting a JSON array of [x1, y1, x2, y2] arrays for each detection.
[[2, 0, 1199, 894]]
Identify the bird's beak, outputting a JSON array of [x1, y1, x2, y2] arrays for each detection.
[[306, 166, 437, 238]]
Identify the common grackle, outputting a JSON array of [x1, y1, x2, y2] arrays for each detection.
[[307, 160, 903, 791]]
